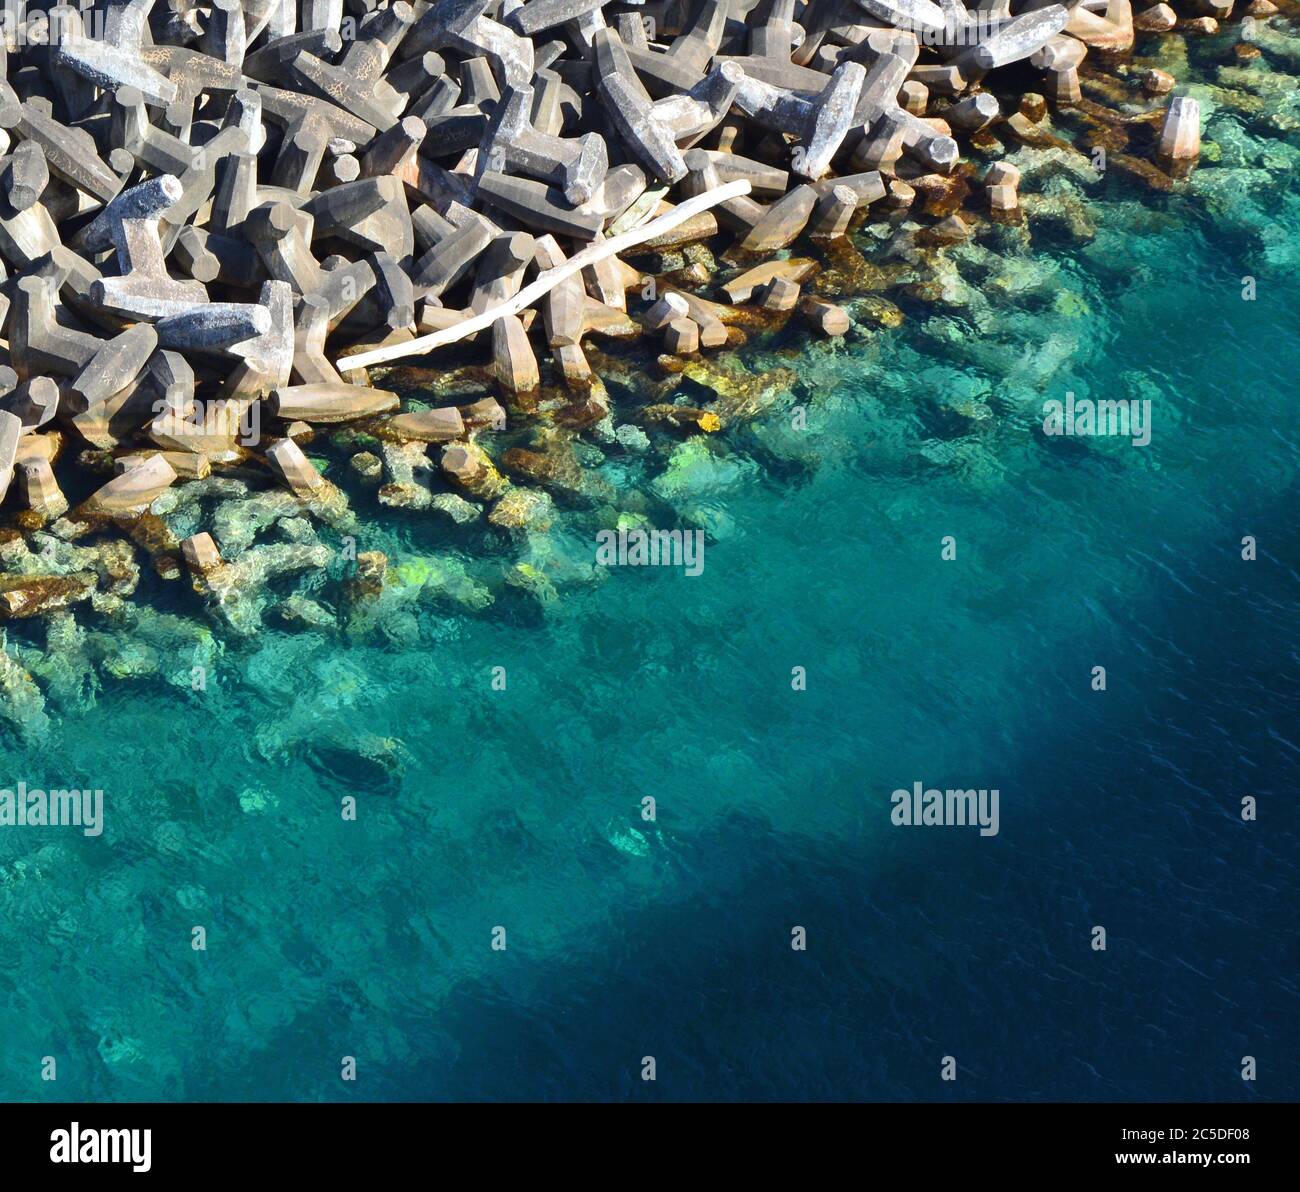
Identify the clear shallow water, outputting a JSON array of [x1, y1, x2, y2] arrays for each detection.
[[2, 40, 1299, 1103]]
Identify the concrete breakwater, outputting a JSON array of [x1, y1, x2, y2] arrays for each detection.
[[0, 0, 1294, 741]]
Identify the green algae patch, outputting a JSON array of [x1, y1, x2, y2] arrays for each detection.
[[652, 438, 759, 504]]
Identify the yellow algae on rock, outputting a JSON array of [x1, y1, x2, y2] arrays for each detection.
[[507, 562, 559, 606], [440, 442, 510, 502], [853, 296, 906, 330], [489, 488, 555, 532], [679, 359, 796, 423], [642, 404, 722, 432], [812, 241, 907, 298]]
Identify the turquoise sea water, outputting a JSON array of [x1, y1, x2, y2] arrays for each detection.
[[2, 31, 1299, 1101]]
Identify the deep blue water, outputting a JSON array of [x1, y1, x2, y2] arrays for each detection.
[[1, 34, 1298, 1102]]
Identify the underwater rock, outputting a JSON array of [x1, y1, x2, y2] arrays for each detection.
[[199, 541, 334, 637], [1021, 187, 1097, 241], [0, 571, 96, 619], [350, 452, 385, 484], [378, 440, 438, 509], [36, 611, 99, 712], [677, 359, 797, 423], [849, 295, 907, 330], [0, 632, 51, 744], [1186, 165, 1277, 217], [440, 442, 509, 501], [3, 532, 139, 598], [489, 487, 555, 532], [347, 551, 389, 606], [615, 424, 652, 452], [501, 441, 611, 503], [211, 487, 304, 556], [296, 479, 358, 538], [642, 402, 721, 433], [651, 435, 758, 504], [346, 550, 494, 635], [276, 594, 338, 632], [505, 560, 559, 606], [430, 492, 484, 524], [92, 635, 164, 681]]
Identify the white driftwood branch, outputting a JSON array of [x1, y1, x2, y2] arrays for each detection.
[[336, 179, 754, 371]]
